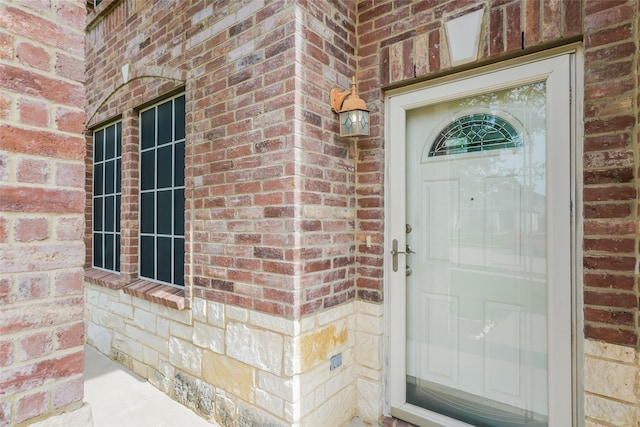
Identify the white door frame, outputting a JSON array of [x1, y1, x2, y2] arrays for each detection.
[[383, 49, 583, 427]]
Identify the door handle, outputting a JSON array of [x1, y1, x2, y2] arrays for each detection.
[[391, 239, 415, 272]]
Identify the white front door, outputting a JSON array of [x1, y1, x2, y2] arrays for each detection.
[[387, 54, 575, 427]]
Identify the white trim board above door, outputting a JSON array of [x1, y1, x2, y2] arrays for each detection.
[[384, 52, 577, 427]]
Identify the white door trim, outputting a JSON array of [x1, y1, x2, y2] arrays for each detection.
[[383, 51, 580, 427]]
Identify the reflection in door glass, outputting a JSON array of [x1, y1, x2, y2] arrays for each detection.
[[406, 82, 548, 427]]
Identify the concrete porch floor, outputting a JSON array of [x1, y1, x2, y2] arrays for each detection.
[[84, 345, 371, 427]]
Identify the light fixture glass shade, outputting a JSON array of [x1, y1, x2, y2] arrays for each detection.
[[340, 109, 369, 137]]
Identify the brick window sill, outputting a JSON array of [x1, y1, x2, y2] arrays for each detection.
[[122, 280, 186, 310], [84, 268, 186, 310], [85, 268, 122, 290]]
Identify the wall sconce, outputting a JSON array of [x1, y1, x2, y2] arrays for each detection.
[[330, 77, 369, 137]]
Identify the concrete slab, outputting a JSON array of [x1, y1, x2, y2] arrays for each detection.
[[84, 345, 218, 427]]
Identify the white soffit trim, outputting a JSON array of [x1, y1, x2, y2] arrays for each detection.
[[445, 8, 484, 66]]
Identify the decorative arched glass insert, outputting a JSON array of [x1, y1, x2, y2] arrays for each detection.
[[428, 113, 522, 157]]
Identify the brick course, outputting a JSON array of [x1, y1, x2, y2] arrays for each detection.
[[0, 0, 87, 425]]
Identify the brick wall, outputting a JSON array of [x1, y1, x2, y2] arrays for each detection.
[[357, 0, 639, 348], [85, 0, 359, 319], [0, 0, 88, 425]]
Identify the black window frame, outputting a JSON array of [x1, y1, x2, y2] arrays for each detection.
[[92, 121, 122, 273], [138, 93, 186, 288]]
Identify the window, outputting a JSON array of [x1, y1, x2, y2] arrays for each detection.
[[429, 113, 521, 157], [139, 94, 185, 287], [93, 121, 121, 272]]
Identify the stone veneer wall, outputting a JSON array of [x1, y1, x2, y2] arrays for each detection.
[[85, 282, 384, 426], [0, 0, 91, 425], [584, 339, 640, 426]]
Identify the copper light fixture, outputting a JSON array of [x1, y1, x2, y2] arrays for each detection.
[[330, 77, 369, 137]]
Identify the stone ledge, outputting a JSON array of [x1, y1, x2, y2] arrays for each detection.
[[123, 280, 186, 310], [85, 268, 122, 290]]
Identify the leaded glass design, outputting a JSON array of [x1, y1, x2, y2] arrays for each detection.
[[93, 121, 121, 272], [139, 94, 185, 287], [428, 113, 521, 157]]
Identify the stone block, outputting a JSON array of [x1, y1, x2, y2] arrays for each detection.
[[300, 362, 330, 396], [317, 302, 353, 326], [354, 331, 382, 370], [584, 394, 639, 427], [173, 370, 214, 418], [207, 300, 225, 327], [356, 377, 382, 425], [355, 311, 383, 335], [133, 308, 157, 333], [124, 324, 168, 354], [258, 370, 298, 402], [106, 299, 133, 319], [202, 350, 255, 403], [283, 336, 300, 376], [584, 339, 636, 363], [193, 322, 224, 353], [226, 305, 248, 322], [256, 388, 284, 417], [584, 356, 638, 403], [169, 320, 193, 341], [192, 297, 207, 323], [250, 310, 297, 336], [157, 304, 192, 325], [315, 366, 353, 407], [86, 322, 110, 354], [112, 332, 144, 362], [302, 384, 355, 427], [215, 389, 236, 427], [148, 366, 171, 393], [237, 399, 288, 427], [226, 322, 283, 375], [169, 337, 202, 376], [300, 322, 349, 371]]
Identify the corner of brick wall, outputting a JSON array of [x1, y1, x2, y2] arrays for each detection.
[[582, 0, 639, 349], [0, 0, 87, 425]]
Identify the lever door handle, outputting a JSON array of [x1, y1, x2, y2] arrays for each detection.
[[391, 239, 415, 272]]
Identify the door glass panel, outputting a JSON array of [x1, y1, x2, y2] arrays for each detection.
[[405, 82, 547, 427]]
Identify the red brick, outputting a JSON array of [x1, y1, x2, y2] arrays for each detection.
[[14, 273, 50, 301], [0, 4, 83, 56], [0, 341, 13, 366], [15, 391, 49, 423], [19, 0, 51, 11], [0, 125, 85, 160], [55, 108, 85, 133], [0, 92, 10, 120], [15, 217, 49, 242], [18, 332, 52, 361], [585, 23, 633, 48], [584, 289, 637, 309], [0, 63, 84, 108], [585, 307, 635, 327], [0, 32, 13, 59], [584, 325, 637, 347], [18, 97, 49, 127], [16, 157, 50, 184], [0, 278, 10, 304], [16, 41, 50, 71], [584, 273, 635, 291], [55, 162, 84, 188], [53, 269, 83, 297], [55, 217, 84, 241], [0, 186, 84, 214], [53, 377, 83, 409], [0, 216, 8, 243], [55, 321, 84, 350]]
